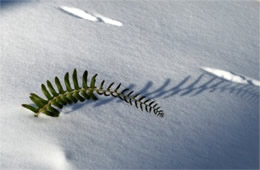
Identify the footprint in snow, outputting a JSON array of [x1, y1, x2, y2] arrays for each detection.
[[59, 6, 123, 27], [201, 67, 260, 87]]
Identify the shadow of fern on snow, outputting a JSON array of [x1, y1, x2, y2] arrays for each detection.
[[143, 73, 259, 102], [65, 71, 259, 114]]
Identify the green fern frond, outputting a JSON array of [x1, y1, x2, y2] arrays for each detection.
[[22, 69, 164, 118]]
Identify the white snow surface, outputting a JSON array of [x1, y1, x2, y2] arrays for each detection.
[[0, 0, 259, 169]]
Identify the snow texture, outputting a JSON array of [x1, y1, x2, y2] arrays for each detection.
[[0, 0, 259, 169]]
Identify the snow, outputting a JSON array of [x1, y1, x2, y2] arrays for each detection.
[[201, 67, 260, 87], [59, 6, 123, 27], [93, 13, 123, 27], [0, 0, 259, 169], [59, 6, 98, 22]]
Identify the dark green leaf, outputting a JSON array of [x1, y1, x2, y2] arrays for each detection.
[[107, 82, 114, 90], [118, 89, 129, 100], [73, 69, 80, 90], [64, 72, 72, 92], [103, 90, 110, 96], [90, 93, 98, 101], [121, 88, 129, 94], [99, 80, 105, 89], [114, 83, 121, 92], [73, 92, 85, 102], [88, 90, 98, 100], [41, 84, 52, 100], [62, 95, 72, 104], [111, 91, 119, 97], [82, 70, 88, 88], [127, 91, 134, 97], [30, 93, 48, 105], [67, 93, 77, 103], [47, 106, 59, 114], [96, 89, 104, 95], [81, 90, 90, 99], [22, 104, 39, 113], [56, 96, 66, 105], [52, 101, 63, 109], [55, 77, 65, 94], [47, 80, 58, 96], [30, 96, 45, 108], [42, 109, 59, 117], [90, 74, 97, 88]]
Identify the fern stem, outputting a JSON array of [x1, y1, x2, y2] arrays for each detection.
[[35, 88, 89, 117], [35, 87, 161, 117]]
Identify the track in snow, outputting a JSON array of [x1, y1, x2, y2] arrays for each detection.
[[59, 6, 123, 27], [201, 67, 260, 87]]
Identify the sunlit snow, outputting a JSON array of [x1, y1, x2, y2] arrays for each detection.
[[0, 1, 259, 169]]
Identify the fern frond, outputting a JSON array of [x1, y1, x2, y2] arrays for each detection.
[[22, 69, 164, 118]]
